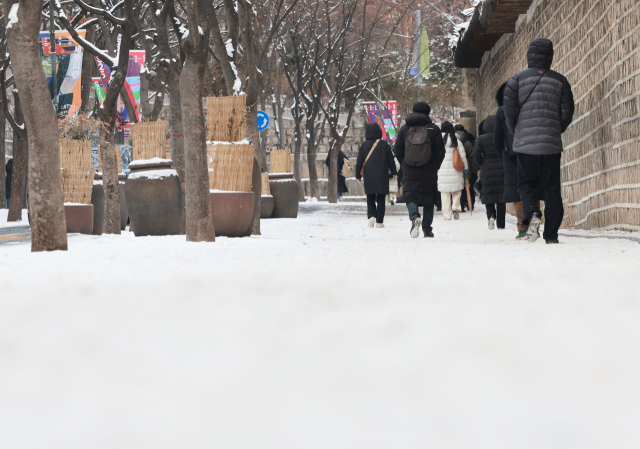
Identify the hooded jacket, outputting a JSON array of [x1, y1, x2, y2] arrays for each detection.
[[494, 83, 519, 203], [503, 38, 575, 155], [393, 112, 446, 206], [355, 123, 397, 195], [473, 115, 505, 204]]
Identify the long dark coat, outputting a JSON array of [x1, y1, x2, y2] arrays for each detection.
[[494, 98, 519, 203], [325, 151, 348, 193], [504, 38, 575, 155], [393, 112, 446, 206], [356, 123, 397, 195], [473, 115, 505, 204]]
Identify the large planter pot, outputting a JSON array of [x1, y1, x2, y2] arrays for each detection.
[[64, 203, 94, 234], [92, 174, 129, 234], [269, 173, 299, 218], [260, 195, 274, 219], [210, 191, 255, 237], [125, 159, 182, 236]]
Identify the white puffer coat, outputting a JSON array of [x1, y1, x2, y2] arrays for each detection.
[[437, 133, 468, 192]]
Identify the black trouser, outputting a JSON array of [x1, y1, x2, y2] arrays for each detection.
[[460, 173, 477, 211], [434, 190, 442, 210], [486, 203, 506, 229], [517, 152, 563, 241], [367, 194, 386, 223]]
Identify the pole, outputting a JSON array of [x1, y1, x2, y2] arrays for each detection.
[[415, 10, 422, 85], [49, 1, 58, 115]]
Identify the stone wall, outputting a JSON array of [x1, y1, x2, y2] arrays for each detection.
[[474, 0, 640, 231]]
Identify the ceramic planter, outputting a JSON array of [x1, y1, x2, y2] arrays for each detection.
[[210, 191, 255, 237], [64, 204, 94, 234], [92, 174, 128, 234], [269, 173, 299, 218], [260, 195, 274, 219], [125, 159, 182, 236]]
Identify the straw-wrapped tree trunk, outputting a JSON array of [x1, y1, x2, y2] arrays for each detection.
[[180, 0, 215, 242], [4, 0, 67, 251]]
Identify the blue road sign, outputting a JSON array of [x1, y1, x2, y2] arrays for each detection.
[[257, 111, 270, 131]]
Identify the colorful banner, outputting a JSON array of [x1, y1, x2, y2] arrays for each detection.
[[362, 101, 398, 142], [39, 30, 86, 119]]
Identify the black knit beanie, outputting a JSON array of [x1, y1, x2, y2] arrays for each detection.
[[412, 101, 431, 115]]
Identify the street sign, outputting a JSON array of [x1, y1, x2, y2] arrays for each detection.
[[257, 111, 270, 131]]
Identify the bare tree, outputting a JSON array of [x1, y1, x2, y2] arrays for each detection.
[[3, 78, 28, 222], [4, 0, 68, 251], [56, 0, 139, 234], [179, 0, 215, 241]]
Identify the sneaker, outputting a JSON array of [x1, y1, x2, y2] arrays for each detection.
[[526, 215, 542, 242], [368, 217, 375, 228], [516, 230, 527, 240], [424, 230, 434, 238], [453, 210, 460, 220], [546, 239, 560, 244], [375, 223, 385, 228], [410, 217, 422, 238], [488, 217, 495, 230]]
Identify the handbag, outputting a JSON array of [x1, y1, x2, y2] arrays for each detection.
[[453, 146, 465, 172], [360, 139, 380, 176], [341, 159, 354, 178]]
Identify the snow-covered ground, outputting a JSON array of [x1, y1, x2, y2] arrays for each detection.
[[1, 203, 640, 448]]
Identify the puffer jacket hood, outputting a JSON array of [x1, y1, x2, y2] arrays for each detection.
[[481, 115, 496, 134], [404, 112, 431, 127], [527, 38, 554, 70], [365, 122, 383, 141], [496, 83, 506, 107]]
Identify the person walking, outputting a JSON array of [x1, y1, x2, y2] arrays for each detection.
[[393, 101, 446, 238], [438, 121, 468, 220], [494, 83, 525, 239], [455, 124, 478, 212], [504, 37, 575, 243], [5, 158, 12, 209], [473, 115, 505, 230], [325, 150, 349, 201], [356, 123, 398, 228]]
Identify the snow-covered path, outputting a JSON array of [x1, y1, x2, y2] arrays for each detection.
[[1, 204, 640, 448]]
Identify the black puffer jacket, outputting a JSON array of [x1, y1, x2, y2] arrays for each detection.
[[458, 132, 479, 174], [356, 123, 397, 195], [494, 84, 519, 203], [473, 115, 504, 204], [393, 113, 446, 206], [504, 38, 575, 155], [325, 151, 349, 193]]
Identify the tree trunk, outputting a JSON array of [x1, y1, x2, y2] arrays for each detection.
[[305, 121, 320, 200], [245, 157, 260, 237], [293, 117, 304, 201], [0, 95, 5, 209], [167, 77, 186, 234], [80, 25, 95, 113], [7, 97, 27, 222], [5, 0, 67, 251], [327, 136, 344, 203], [180, 44, 215, 242]]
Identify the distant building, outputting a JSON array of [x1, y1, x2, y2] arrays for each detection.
[[453, 0, 640, 231]]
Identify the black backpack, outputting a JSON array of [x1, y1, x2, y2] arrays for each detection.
[[404, 125, 432, 167]]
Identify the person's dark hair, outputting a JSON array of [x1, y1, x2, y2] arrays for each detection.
[[412, 101, 431, 115], [454, 124, 465, 132], [441, 121, 458, 147]]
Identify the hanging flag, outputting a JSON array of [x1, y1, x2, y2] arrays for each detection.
[[410, 27, 430, 77]]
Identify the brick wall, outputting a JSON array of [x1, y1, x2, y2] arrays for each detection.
[[475, 0, 640, 231]]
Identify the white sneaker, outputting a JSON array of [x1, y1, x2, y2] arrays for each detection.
[[410, 217, 422, 238], [375, 223, 385, 228], [368, 217, 375, 228], [527, 215, 542, 242], [488, 217, 495, 230]]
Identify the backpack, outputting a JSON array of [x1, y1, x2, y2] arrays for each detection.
[[404, 125, 432, 167], [341, 158, 354, 178]]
